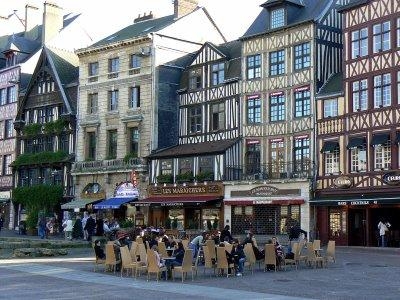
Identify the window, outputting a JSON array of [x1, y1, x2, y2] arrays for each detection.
[[324, 99, 338, 118], [270, 139, 285, 176], [4, 119, 14, 138], [5, 52, 17, 67], [350, 144, 367, 172], [59, 134, 69, 152], [374, 73, 391, 108], [7, 86, 16, 103], [189, 68, 202, 90], [88, 62, 99, 82], [294, 43, 311, 70], [199, 156, 213, 174], [352, 79, 368, 111], [269, 93, 285, 122], [38, 108, 46, 124], [210, 102, 225, 131], [246, 54, 261, 79], [325, 149, 340, 175], [87, 132, 96, 160], [397, 18, 400, 47], [294, 88, 310, 117], [247, 96, 261, 124], [130, 54, 141, 69], [271, 8, 285, 29], [188, 105, 202, 133], [211, 62, 225, 86], [179, 158, 193, 175], [161, 159, 172, 175], [107, 130, 118, 159], [129, 86, 140, 108], [128, 127, 139, 155], [108, 90, 119, 111], [87, 93, 98, 114], [0, 89, 6, 105], [270, 50, 285, 76], [2, 154, 12, 175], [245, 141, 260, 174], [374, 141, 391, 170], [351, 28, 368, 58], [373, 21, 390, 53], [108, 57, 119, 78], [293, 137, 310, 173], [329, 209, 347, 237]]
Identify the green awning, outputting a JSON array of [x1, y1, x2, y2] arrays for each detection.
[[347, 137, 366, 149], [61, 198, 102, 210], [371, 134, 390, 146], [321, 141, 339, 153]]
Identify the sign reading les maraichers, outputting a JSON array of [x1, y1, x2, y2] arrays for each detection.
[[334, 176, 353, 189], [383, 171, 400, 186], [149, 183, 223, 196]]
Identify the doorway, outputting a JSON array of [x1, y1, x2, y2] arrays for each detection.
[[348, 209, 366, 246]]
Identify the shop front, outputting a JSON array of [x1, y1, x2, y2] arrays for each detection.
[[136, 182, 224, 231], [61, 183, 105, 212], [224, 183, 310, 236]]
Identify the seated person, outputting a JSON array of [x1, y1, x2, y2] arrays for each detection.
[[230, 238, 246, 276], [94, 240, 106, 259], [152, 245, 167, 279], [220, 225, 233, 243], [272, 236, 285, 267], [164, 242, 185, 269], [242, 232, 264, 260]]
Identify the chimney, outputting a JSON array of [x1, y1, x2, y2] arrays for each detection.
[[24, 4, 40, 39], [42, 2, 63, 45], [134, 11, 154, 23], [174, 0, 198, 19]]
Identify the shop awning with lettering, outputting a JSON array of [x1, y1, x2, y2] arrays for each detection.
[[135, 196, 221, 206], [93, 197, 137, 209], [224, 198, 305, 205], [61, 198, 103, 210], [311, 197, 400, 206]]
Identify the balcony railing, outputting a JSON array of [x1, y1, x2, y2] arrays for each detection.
[[224, 161, 313, 181], [72, 157, 147, 174]]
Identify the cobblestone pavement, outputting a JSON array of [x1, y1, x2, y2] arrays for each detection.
[[1, 230, 400, 299]]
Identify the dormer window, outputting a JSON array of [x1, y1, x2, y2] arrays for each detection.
[[189, 68, 202, 90], [271, 8, 285, 29], [5, 52, 17, 68]]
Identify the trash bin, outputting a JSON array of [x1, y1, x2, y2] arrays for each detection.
[[19, 221, 27, 235]]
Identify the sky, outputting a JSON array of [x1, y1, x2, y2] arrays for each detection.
[[0, 0, 265, 42]]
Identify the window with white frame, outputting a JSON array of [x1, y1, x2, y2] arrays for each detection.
[[271, 8, 285, 29], [294, 88, 310, 117], [211, 62, 224, 86], [269, 50, 285, 76], [4, 119, 13, 138], [189, 68, 202, 90], [129, 86, 140, 108], [199, 156, 213, 174], [352, 79, 368, 111], [270, 93, 285, 122], [351, 28, 368, 59], [270, 139, 285, 175], [0, 89, 6, 105], [87, 93, 98, 114], [128, 127, 139, 155], [7, 86, 16, 103], [108, 57, 119, 78], [246, 54, 261, 79], [294, 137, 310, 173], [325, 149, 340, 175], [374, 73, 391, 108], [245, 140, 260, 175], [294, 43, 310, 70], [130, 54, 141, 69], [374, 142, 391, 170], [210, 102, 225, 131], [247, 96, 261, 124], [88, 62, 99, 82], [161, 159, 172, 175], [324, 99, 338, 118], [108, 90, 118, 111], [2, 154, 12, 175], [373, 21, 390, 53], [179, 158, 193, 175], [188, 105, 202, 134], [349, 138, 367, 172]]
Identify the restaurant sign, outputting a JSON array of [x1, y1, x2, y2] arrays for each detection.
[[334, 176, 353, 189], [338, 200, 378, 206], [382, 171, 400, 186], [148, 183, 223, 197], [115, 181, 139, 198], [250, 186, 278, 196]]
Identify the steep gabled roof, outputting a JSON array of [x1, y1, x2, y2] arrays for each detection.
[[316, 72, 343, 98], [337, 0, 370, 13], [242, 0, 333, 39], [261, 0, 305, 8]]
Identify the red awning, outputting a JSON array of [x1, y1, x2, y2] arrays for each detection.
[[224, 198, 305, 205], [135, 196, 221, 206]]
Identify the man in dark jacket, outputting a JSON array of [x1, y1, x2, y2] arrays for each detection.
[[84, 214, 96, 241], [229, 238, 246, 276]]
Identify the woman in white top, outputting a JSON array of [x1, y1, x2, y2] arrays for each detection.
[[377, 219, 391, 247]]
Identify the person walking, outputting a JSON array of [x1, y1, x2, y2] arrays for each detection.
[[377, 218, 391, 247], [84, 214, 96, 241], [62, 217, 73, 240], [37, 216, 47, 239]]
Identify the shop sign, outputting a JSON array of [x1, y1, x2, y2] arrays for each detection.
[[149, 183, 223, 197], [115, 181, 139, 198], [250, 186, 278, 196], [337, 200, 378, 206], [382, 171, 400, 186], [161, 202, 184, 207], [334, 176, 353, 189]]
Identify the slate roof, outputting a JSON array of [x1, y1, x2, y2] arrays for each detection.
[[337, 0, 370, 13], [46, 47, 79, 85], [242, 0, 333, 39], [148, 139, 240, 159], [91, 14, 177, 48], [316, 72, 343, 98], [261, 0, 305, 8]]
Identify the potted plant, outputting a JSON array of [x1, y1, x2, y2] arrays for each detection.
[[156, 173, 173, 184], [176, 171, 194, 183], [195, 170, 214, 182]]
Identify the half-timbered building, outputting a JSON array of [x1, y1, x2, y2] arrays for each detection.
[[142, 40, 241, 231], [314, 0, 400, 247], [71, 0, 226, 223], [223, 0, 346, 237]]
